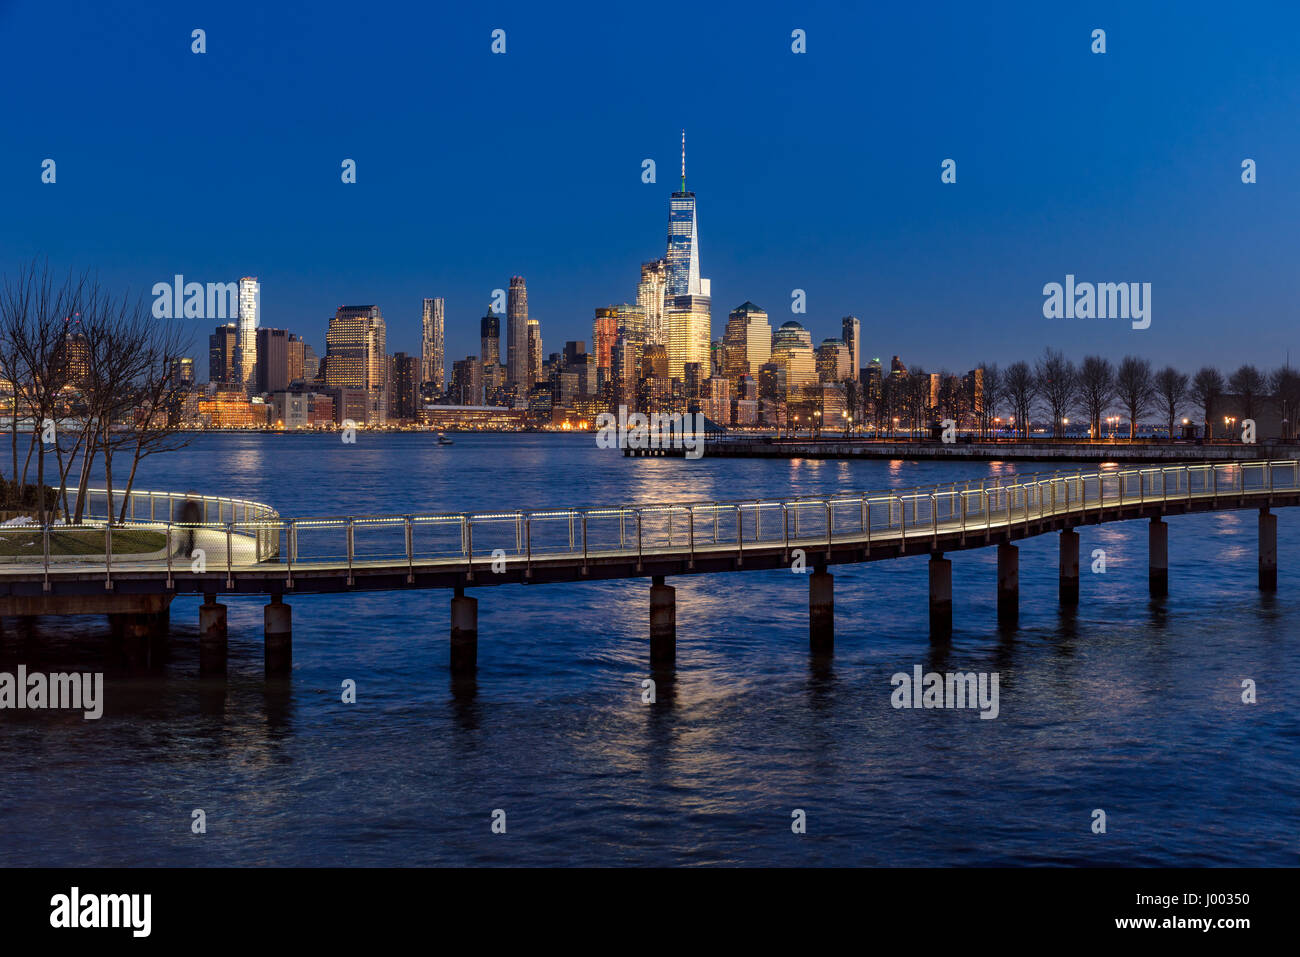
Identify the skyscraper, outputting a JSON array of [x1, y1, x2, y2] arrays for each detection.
[[841, 316, 861, 383], [526, 319, 542, 387], [480, 312, 500, 368], [209, 323, 238, 385], [421, 298, 445, 390], [237, 277, 260, 389], [506, 276, 529, 390], [637, 259, 668, 345], [663, 132, 711, 381], [723, 302, 771, 384], [326, 305, 387, 424], [254, 327, 290, 395], [592, 308, 618, 374]]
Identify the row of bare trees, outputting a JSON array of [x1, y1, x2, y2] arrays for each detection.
[[972, 349, 1300, 441], [0, 261, 193, 525]]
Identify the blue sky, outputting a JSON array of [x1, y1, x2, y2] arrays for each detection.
[[4, 0, 1299, 376]]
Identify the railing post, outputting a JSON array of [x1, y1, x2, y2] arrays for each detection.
[[286, 520, 295, 589], [104, 522, 113, 591], [581, 512, 588, 574], [825, 500, 832, 558], [164, 521, 174, 589], [782, 503, 790, 561], [636, 509, 644, 572], [465, 519, 474, 582], [525, 515, 533, 578], [346, 518, 355, 586], [225, 521, 233, 589], [688, 505, 695, 568], [736, 506, 744, 565], [405, 515, 414, 584], [931, 492, 938, 547], [42, 522, 50, 592]]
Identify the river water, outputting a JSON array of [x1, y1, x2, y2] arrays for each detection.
[[0, 433, 1294, 866]]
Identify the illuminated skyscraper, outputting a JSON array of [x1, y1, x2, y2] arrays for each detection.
[[421, 298, 445, 390], [506, 276, 529, 390], [326, 305, 387, 424], [209, 323, 238, 385], [841, 316, 861, 383], [526, 319, 542, 386], [770, 321, 817, 393], [663, 132, 711, 381], [637, 259, 667, 345], [723, 302, 771, 384], [592, 308, 618, 373], [237, 277, 260, 389]]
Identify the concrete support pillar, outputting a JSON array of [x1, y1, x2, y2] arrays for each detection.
[[809, 567, 833, 654], [199, 594, 228, 675], [450, 586, 478, 675], [1059, 528, 1080, 606], [1149, 517, 1168, 597], [649, 575, 676, 665], [264, 595, 292, 677], [997, 543, 1019, 627], [929, 554, 952, 642], [1259, 508, 1277, 592]]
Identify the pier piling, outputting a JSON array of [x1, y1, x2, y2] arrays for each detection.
[[1259, 508, 1277, 591], [1149, 517, 1168, 597], [1059, 529, 1080, 606], [650, 575, 676, 665], [450, 586, 478, 675], [199, 594, 228, 674], [929, 553, 952, 641], [809, 566, 833, 654], [264, 595, 292, 677], [997, 543, 1019, 627]]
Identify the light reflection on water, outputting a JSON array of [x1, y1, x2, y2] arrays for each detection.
[[0, 433, 1295, 866]]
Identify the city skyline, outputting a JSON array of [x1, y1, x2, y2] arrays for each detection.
[[6, 3, 1300, 373]]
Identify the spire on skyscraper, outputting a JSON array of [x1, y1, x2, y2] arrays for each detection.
[[680, 129, 686, 193]]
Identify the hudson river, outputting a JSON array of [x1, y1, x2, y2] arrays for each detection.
[[0, 433, 1295, 865]]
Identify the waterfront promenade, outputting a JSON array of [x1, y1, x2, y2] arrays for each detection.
[[0, 459, 1294, 678]]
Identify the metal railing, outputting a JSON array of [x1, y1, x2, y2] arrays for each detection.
[[2, 461, 1296, 576]]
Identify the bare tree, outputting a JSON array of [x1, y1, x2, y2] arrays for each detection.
[[1189, 366, 1224, 440], [1034, 348, 1077, 439], [1270, 366, 1300, 442], [1228, 364, 1267, 421], [1003, 361, 1036, 438], [116, 317, 193, 521], [0, 262, 91, 524], [976, 363, 1001, 439], [1077, 355, 1115, 439], [1115, 355, 1155, 439], [1154, 366, 1189, 439]]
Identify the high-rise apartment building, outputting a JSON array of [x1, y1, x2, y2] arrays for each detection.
[[526, 319, 542, 387], [506, 276, 529, 389], [421, 298, 445, 390], [237, 277, 260, 389], [389, 352, 420, 421]]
